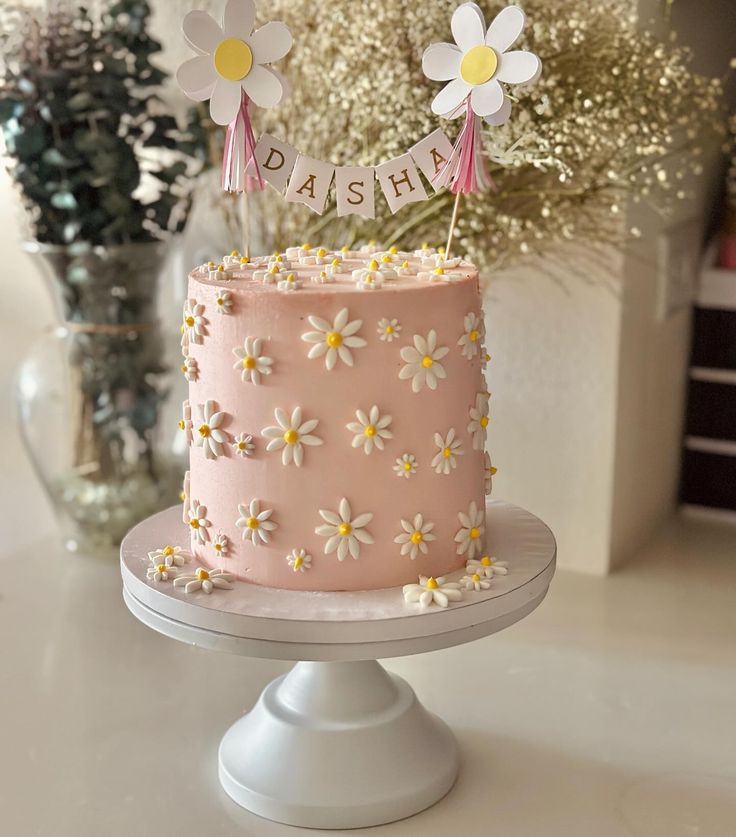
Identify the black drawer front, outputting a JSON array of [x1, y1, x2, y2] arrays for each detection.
[[680, 448, 736, 510], [691, 308, 736, 370], [685, 380, 736, 442]]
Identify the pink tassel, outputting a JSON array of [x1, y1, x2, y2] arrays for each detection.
[[433, 99, 493, 195], [221, 92, 264, 194]]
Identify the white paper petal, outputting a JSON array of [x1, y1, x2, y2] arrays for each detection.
[[222, 0, 256, 38], [248, 21, 293, 65], [269, 68, 292, 103], [241, 64, 284, 108], [422, 42, 462, 81], [431, 77, 471, 117], [484, 95, 512, 126], [485, 5, 526, 53], [183, 10, 223, 55], [176, 55, 218, 99], [470, 78, 504, 117], [496, 51, 541, 85], [451, 2, 486, 52], [210, 77, 242, 125]]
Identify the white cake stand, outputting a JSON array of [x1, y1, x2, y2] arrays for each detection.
[[120, 500, 555, 830]]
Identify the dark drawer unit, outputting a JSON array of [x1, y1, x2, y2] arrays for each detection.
[[690, 308, 736, 370], [685, 379, 736, 442], [681, 448, 736, 510]]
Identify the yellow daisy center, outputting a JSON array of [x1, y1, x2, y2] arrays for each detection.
[[472, 573, 481, 583], [331, 258, 340, 267], [214, 543, 222, 552], [190, 519, 200, 529], [338, 522, 352, 537], [364, 425, 377, 438], [381, 255, 391, 263], [230, 250, 239, 257], [326, 331, 343, 348], [401, 260, 410, 268], [443, 447, 453, 458], [217, 297, 224, 306], [480, 556, 493, 567], [185, 316, 195, 327], [196, 568, 210, 581], [410, 531, 423, 545], [293, 555, 304, 570], [178, 419, 186, 430], [389, 246, 398, 255], [286, 273, 296, 283], [198, 424, 211, 438], [247, 517, 259, 530], [369, 259, 380, 270], [317, 248, 328, 257], [480, 415, 489, 428], [426, 577, 439, 590], [240, 256, 250, 264], [404, 461, 413, 471], [283, 429, 300, 445], [470, 527, 481, 540], [179, 490, 186, 502], [163, 546, 174, 557], [302, 243, 312, 251], [180, 364, 187, 374], [469, 329, 479, 342], [237, 441, 247, 450], [214, 38, 253, 81], [422, 355, 434, 368], [434, 267, 445, 275], [385, 325, 394, 335], [242, 356, 257, 370], [460, 45, 498, 86], [157, 563, 167, 574]]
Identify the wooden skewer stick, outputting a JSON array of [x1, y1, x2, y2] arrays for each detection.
[[242, 189, 251, 260], [445, 190, 462, 260]]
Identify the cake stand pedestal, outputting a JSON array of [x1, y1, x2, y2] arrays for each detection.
[[120, 501, 555, 830]]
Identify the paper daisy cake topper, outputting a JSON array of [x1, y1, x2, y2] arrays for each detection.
[[173, 1, 542, 250]]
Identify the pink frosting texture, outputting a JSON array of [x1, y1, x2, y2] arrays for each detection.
[[183, 249, 488, 591]]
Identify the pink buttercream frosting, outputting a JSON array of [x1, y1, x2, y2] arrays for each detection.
[[183, 249, 488, 591]]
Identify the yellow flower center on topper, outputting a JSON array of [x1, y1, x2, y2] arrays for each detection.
[[283, 429, 299, 445], [338, 522, 353, 537], [460, 44, 498, 86], [326, 331, 343, 348], [214, 37, 253, 81]]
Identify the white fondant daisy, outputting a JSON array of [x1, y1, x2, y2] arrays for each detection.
[[215, 289, 233, 314], [432, 428, 464, 474], [467, 555, 508, 578], [195, 400, 229, 460], [394, 514, 437, 560], [181, 356, 199, 382], [458, 311, 485, 359], [147, 545, 191, 568], [173, 567, 234, 594], [377, 318, 401, 343], [421, 254, 463, 269], [299, 247, 332, 266], [481, 347, 491, 372], [254, 264, 282, 283], [286, 548, 312, 572], [394, 453, 418, 479], [233, 432, 255, 458], [178, 400, 193, 446], [285, 243, 314, 259], [213, 531, 230, 559], [236, 499, 277, 545], [356, 271, 384, 291], [181, 471, 190, 524], [396, 260, 416, 277], [418, 266, 465, 282], [312, 269, 335, 284], [399, 330, 449, 393], [208, 263, 231, 281], [301, 307, 367, 371], [422, 4, 541, 123], [484, 451, 497, 495], [277, 273, 303, 292], [176, 0, 292, 126], [147, 563, 178, 582], [316, 497, 374, 561], [261, 406, 323, 467], [467, 392, 490, 451], [455, 500, 485, 560], [403, 575, 463, 609], [346, 405, 393, 454], [353, 259, 397, 284], [323, 257, 344, 277], [183, 299, 207, 344], [461, 572, 492, 591], [187, 501, 211, 544], [414, 244, 436, 257], [232, 336, 273, 385]]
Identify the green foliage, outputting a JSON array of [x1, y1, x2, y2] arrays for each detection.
[[0, 1, 208, 246]]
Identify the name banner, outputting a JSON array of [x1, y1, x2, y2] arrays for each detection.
[[246, 128, 455, 216]]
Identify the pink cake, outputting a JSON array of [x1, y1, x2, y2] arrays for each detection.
[[179, 245, 492, 591]]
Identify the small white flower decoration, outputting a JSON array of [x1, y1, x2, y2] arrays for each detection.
[[484, 451, 497, 495], [353, 259, 397, 285], [467, 392, 490, 451], [232, 336, 273, 385], [181, 471, 190, 523], [173, 567, 234, 594], [213, 531, 230, 559], [286, 548, 312, 573], [399, 330, 449, 393], [312, 269, 336, 285], [233, 432, 255, 458], [455, 500, 485, 560], [236, 498, 277, 545], [187, 501, 211, 544], [147, 563, 179, 582], [183, 299, 207, 345], [418, 266, 465, 282], [148, 545, 191, 568], [178, 400, 193, 446], [414, 244, 436, 258], [195, 400, 229, 460], [396, 260, 416, 277], [394, 453, 418, 479], [432, 428, 464, 474], [394, 514, 437, 560], [377, 318, 401, 343], [467, 555, 508, 578], [215, 290, 233, 314], [461, 572, 492, 591], [422, 4, 541, 123], [176, 0, 293, 126], [301, 307, 367, 371], [316, 497, 374, 562], [181, 356, 199, 382], [356, 271, 384, 291], [403, 575, 463, 609], [458, 311, 485, 360], [421, 254, 463, 269], [277, 273, 303, 292], [261, 406, 323, 467], [346, 405, 393, 454]]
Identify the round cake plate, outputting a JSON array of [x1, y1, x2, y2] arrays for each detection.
[[120, 500, 556, 830]]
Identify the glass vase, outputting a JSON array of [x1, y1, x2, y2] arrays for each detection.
[[16, 241, 185, 555]]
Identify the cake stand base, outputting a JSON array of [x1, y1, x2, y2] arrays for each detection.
[[121, 500, 555, 830], [218, 660, 457, 829]]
